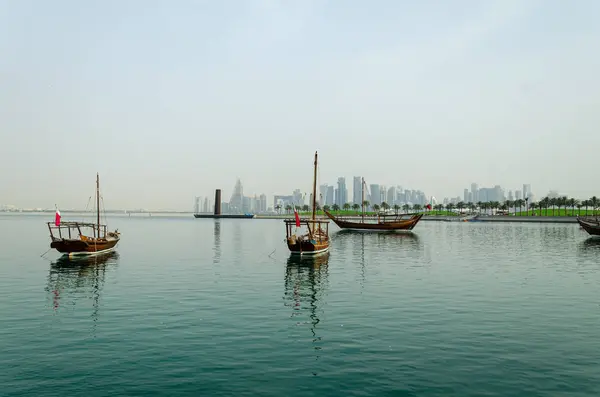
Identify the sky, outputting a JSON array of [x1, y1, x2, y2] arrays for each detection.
[[1, 0, 599, 210]]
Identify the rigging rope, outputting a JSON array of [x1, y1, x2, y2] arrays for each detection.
[[81, 195, 92, 224], [101, 195, 106, 230]]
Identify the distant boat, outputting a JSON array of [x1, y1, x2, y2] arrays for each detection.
[[193, 213, 255, 219], [324, 177, 423, 231], [47, 173, 121, 257], [576, 216, 600, 236], [284, 151, 330, 255]]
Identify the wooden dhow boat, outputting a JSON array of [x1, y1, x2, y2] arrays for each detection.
[[324, 177, 423, 231], [576, 216, 600, 236], [47, 173, 121, 257], [284, 151, 330, 256]]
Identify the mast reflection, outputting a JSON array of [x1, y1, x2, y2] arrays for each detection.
[[46, 252, 119, 333], [284, 253, 329, 374]]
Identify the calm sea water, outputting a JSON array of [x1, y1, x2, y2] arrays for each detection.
[[1, 213, 600, 396]]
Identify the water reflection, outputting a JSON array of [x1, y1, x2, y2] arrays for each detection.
[[213, 220, 221, 264], [335, 229, 423, 253], [284, 253, 329, 375], [579, 237, 600, 251], [46, 252, 119, 334], [374, 231, 421, 246]]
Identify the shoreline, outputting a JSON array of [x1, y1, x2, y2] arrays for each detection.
[[253, 214, 581, 223]]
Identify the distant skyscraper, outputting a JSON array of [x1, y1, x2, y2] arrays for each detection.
[[353, 176, 362, 205], [478, 188, 491, 202], [229, 178, 244, 213], [387, 186, 396, 206], [242, 196, 251, 213], [194, 196, 200, 213], [463, 189, 469, 203], [494, 185, 505, 202], [319, 184, 328, 206], [292, 189, 303, 206], [370, 184, 381, 205], [336, 177, 347, 206], [515, 190, 522, 200], [523, 184, 531, 200], [326, 186, 334, 206], [471, 183, 479, 203], [259, 194, 267, 213], [508, 190, 514, 201]]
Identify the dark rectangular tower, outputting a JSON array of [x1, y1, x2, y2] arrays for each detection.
[[214, 189, 221, 215]]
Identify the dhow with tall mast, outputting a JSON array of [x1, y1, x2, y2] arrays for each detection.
[[324, 177, 423, 231], [47, 173, 121, 257], [284, 151, 330, 255]]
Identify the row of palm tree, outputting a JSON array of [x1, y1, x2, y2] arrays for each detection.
[[276, 196, 600, 216]]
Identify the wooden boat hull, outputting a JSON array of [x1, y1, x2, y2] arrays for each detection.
[[50, 238, 120, 256], [287, 238, 329, 255], [324, 211, 423, 231], [577, 217, 600, 236], [287, 241, 329, 255]]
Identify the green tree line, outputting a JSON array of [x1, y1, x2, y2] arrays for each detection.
[[274, 196, 600, 216]]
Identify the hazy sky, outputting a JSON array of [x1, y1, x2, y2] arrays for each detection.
[[1, 0, 599, 210]]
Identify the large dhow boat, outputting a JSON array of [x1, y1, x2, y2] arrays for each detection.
[[324, 177, 423, 231], [284, 151, 330, 256], [47, 173, 121, 257], [576, 215, 600, 237]]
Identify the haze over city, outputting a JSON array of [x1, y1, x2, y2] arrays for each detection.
[[1, 0, 599, 211]]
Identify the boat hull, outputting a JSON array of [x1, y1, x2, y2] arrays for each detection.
[[324, 211, 423, 231], [577, 217, 600, 236], [50, 238, 120, 256], [194, 214, 255, 219], [287, 240, 329, 255]]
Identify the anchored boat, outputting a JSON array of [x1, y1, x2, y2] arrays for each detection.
[[324, 177, 423, 231], [284, 151, 330, 255], [47, 173, 121, 257], [576, 216, 600, 237]]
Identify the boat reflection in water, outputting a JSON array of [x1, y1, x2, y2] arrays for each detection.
[[284, 252, 330, 375], [46, 251, 119, 333], [579, 237, 600, 252], [333, 228, 428, 271], [335, 228, 422, 250]]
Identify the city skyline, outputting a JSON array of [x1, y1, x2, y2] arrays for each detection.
[[8, 174, 600, 213]]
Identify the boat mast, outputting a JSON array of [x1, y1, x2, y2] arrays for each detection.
[[96, 173, 100, 238], [361, 177, 365, 222], [312, 151, 318, 221]]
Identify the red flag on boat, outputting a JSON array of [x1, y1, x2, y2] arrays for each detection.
[[55, 208, 61, 226], [294, 208, 301, 227]]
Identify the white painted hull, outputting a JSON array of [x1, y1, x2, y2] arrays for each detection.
[[289, 246, 329, 256], [66, 246, 116, 258]]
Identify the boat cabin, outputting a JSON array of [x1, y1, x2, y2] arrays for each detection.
[[284, 218, 329, 242], [47, 221, 114, 242]]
